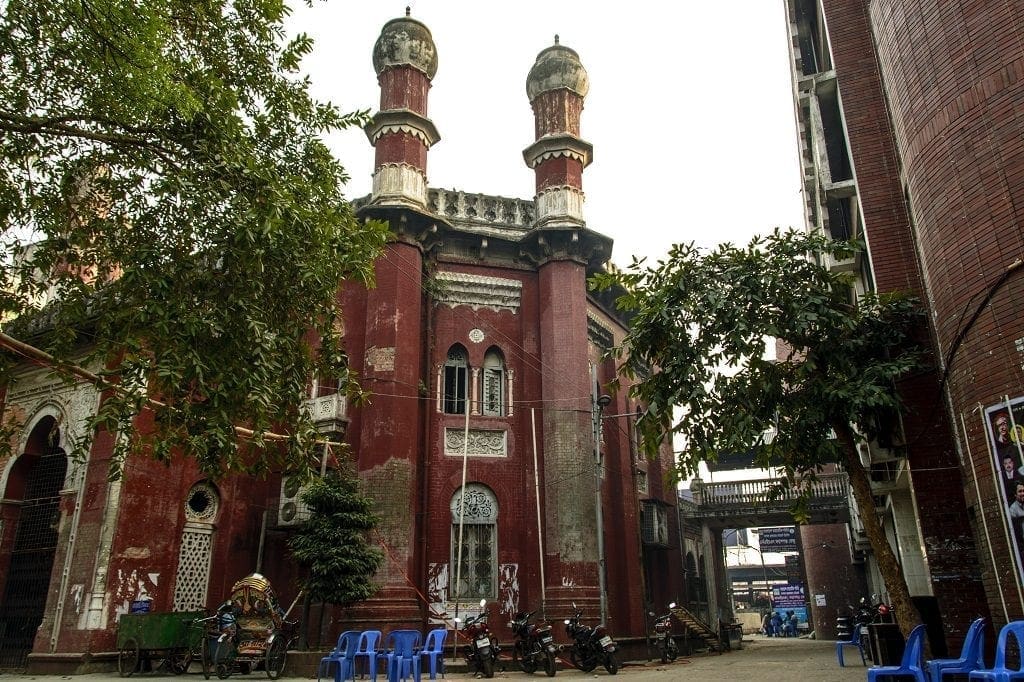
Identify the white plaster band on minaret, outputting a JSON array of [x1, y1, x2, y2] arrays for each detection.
[[522, 134, 593, 169], [371, 163, 428, 207], [365, 109, 441, 148], [535, 185, 585, 227]]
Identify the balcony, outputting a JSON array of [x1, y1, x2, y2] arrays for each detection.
[[302, 393, 348, 436], [688, 472, 850, 528]]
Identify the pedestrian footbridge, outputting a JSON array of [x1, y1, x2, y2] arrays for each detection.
[[687, 472, 850, 529]]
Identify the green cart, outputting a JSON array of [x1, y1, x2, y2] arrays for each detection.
[[116, 610, 207, 677]]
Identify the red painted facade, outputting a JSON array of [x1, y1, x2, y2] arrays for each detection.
[[0, 13, 682, 671]]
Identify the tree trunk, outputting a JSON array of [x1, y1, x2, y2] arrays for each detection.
[[836, 422, 921, 640]]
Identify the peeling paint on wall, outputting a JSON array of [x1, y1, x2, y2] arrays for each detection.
[[113, 569, 161, 619], [498, 564, 518, 617], [427, 563, 449, 624], [70, 584, 83, 614]]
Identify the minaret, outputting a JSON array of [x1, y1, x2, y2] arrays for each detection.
[[350, 10, 438, 628], [523, 36, 592, 227], [366, 8, 440, 208], [525, 37, 602, 616]]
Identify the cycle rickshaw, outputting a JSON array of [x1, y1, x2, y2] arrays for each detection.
[[201, 573, 297, 680]]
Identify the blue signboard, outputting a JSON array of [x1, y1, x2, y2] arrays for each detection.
[[758, 526, 798, 552]]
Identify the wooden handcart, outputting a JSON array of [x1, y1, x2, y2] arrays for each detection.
[[116, 610, 207, 677]]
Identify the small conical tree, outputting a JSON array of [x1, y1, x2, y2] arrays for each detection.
[[289, 465, 384, 610]]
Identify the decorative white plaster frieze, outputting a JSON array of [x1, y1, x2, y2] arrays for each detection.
[[367, 123, 436, 147], [434, 272, 522, 313], [529, 148, 589, 167], [444, 427, 507, 457], [535, 186, 585, 226], [372, 163, 427, 206]]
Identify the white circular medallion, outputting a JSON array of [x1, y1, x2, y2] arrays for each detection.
[[468, 328, 485, 344]]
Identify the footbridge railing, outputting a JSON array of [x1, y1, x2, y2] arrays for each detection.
[[688, 472, 850, 524]]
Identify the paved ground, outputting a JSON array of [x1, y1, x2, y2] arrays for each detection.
[[2, 637, 870, 681]]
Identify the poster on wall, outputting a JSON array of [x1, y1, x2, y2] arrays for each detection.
[[984, 396, 1024, 582]]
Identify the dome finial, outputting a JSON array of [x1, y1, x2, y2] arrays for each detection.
[[554, 34, 560, 45], [405, 6, 410, 16]]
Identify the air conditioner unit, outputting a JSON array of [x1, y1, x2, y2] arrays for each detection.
[[277, 475, 311, 527]]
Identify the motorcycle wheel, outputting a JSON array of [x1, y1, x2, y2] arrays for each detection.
[[513, 642, 535, 673], [570, 649, 597, 673], [603, 652, 619, 675], [543, 650, 557, 677], [666, 638, 678, 662], [481, 655, 495, 679]]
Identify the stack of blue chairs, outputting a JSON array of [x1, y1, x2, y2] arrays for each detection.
[[926, 617, 986, 681], [318, 630, 361, 682], [968, 620, 1024, 681], [319, 626, 451, 682]]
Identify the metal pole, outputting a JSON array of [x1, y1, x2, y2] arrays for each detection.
[[531, 408, 547, 620], [592, 368, 609, 625]]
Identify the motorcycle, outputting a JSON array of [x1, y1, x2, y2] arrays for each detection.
[[510, 610, 558, 676], [564, 603, 618, 675], [455, 599, 500, 679], [849, 594, 893, 663], [650, 602, 678, 663]]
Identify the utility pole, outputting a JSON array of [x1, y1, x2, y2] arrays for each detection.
[[592, 369, 612, 625]]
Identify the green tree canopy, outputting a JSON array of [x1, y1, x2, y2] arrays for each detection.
[[592, 228, 925, 636], [0, 0, 388, 477], [288, 467, 383, 607]]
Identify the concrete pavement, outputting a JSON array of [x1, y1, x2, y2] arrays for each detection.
[[2, 637, 869, 682]]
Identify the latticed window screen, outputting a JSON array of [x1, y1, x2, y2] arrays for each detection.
[[172, 485, 219, 611], [444, 347, 468, 414], [172, 526, 214, 611], [640, 501, 669, 547], [482, 350, 505, 416], [450, 484, 498, 599]]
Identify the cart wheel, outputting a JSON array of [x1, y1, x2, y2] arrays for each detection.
[[202, 638, 213, 680], [170, 647, 192, 675], [118, 638, 141, 677], [216, 663, 231, 680], [265, 638, 286, 679]]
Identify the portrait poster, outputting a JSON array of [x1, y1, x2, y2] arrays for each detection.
[[984, 396, 1024, 581]]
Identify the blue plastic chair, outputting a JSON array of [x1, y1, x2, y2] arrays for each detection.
[[866, 624, 927, 682], [836, 622, 866, 666], [969, 620, 1024, 681], [418, 628, 448, 680], [354, 630, 382, 681], [378, 630, 422, 682], [319, 630, 362, 682], [927, 617, 986, 681]]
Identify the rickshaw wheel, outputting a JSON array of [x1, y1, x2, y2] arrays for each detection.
[[201, 637, 213, 680], [169, 647, 192, 675], [265, 638, 286, 679], [216, 663, 231, 679], [118, 638, 140, 677]]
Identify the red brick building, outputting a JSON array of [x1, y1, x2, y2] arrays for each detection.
[[0, 13, 682, 670], [786, 0, 1023, 654]]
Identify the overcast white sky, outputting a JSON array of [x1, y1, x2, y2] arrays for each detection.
[[286, 1, 805, 269]]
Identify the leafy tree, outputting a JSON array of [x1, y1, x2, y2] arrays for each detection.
[[0, 0, 388, 477], [288, 467, 383, 608], [592, 229, 924, 637]]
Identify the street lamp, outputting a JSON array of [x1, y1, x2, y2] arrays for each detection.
[[593, 391, 612, 625]]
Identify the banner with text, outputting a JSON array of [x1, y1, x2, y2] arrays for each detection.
[[758, 526, 798, 552]]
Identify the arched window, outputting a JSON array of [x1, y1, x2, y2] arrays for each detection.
[[481, 349, 505, 417], [443, 346, 469, 414], [450, 484, 498, 600]]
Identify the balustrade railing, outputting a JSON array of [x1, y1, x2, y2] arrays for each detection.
[[693, 472, 849, 508]]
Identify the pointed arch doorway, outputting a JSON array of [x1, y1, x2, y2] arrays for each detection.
[[0, 416, 68, 668]]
